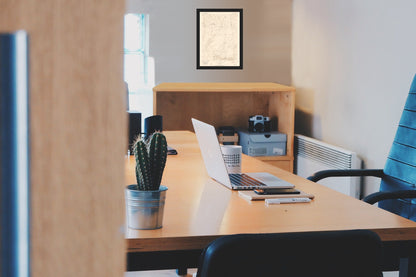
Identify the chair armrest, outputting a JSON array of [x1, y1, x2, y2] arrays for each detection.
[[307, 169, 385, 182], [363, 190, 416, 205]]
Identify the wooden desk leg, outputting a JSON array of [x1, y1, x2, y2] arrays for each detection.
[[399, 257, 416, 277], [176, 268, 187, 275]]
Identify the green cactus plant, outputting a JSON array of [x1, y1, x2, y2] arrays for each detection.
[[133, 132, 168, 190]]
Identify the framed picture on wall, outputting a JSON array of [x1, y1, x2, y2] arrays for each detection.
[[196, 9, 243, 70]]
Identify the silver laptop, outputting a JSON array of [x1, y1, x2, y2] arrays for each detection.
[[191, 118, 295, 190]]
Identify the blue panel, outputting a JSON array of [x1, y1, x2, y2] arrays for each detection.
[[388, 142, 416, 167], [384, 158, 416, 184], [399, 109, 416, 129], [0, 31, 30, 277], [394, 126, 416, 148], [379, 176, 416, 221], [404, 93, 416, 111], [378, 197, 416, 221], [410, 74, 416, 93], [381, 74, 416, 220]]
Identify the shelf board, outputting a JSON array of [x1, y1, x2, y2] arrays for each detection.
[[153, 82, 295, 93], [255, 155, 293, 161]]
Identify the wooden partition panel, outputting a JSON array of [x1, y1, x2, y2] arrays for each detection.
[[0, 1, 126, 276]]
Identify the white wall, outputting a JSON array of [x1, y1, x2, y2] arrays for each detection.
[[292, 0, 416, 195], [126, 0, 292, 85]]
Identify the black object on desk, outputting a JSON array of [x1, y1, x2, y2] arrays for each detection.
[[144, 115, 163, 140], [168, 146, 178, 155], [217, 126, 238, 145], [128, 111, 141, 154]]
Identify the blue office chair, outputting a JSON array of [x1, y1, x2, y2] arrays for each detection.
[[196, 230, 382, 277], [308, 74, 416, 221]]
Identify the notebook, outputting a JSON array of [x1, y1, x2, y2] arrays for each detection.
[[191, 118, 295, 190], [238, 190, 315, 201]]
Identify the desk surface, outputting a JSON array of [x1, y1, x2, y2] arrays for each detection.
[[125, 131, 416, 253]]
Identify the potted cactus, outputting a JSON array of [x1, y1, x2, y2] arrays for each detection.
[[125, 132, 168, 230]]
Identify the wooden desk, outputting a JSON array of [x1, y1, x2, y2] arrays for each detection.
[[125, 131, 416, 273]]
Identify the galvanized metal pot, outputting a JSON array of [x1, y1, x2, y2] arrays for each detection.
[[125, 185, 168, 230]]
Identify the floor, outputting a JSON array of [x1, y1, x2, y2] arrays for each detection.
[[125, 269, 197, 277], [384, 272, 399, 277], [125, 269, 397, 277]]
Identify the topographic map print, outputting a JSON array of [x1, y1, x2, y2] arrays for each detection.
[[199, 12, 240, 67]]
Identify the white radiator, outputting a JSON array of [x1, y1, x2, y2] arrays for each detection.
[[294, 135, 362, 198]]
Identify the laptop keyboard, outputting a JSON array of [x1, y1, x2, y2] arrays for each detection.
[[229, 173, 266, 189]]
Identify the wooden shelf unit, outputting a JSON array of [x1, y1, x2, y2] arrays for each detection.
[[153, 82, 295, 172]]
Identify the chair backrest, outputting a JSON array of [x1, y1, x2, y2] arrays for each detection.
[[380, 74, 416, 220], [196, 230, 382, 277]]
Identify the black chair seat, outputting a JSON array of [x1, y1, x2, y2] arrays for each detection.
[[196, 230, 382, 277]]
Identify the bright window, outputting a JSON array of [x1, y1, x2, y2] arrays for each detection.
[[124, 13, 154, 120]]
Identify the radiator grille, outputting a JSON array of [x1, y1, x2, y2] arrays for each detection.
[[294, 135, 362, 198], [295, 136, 353, 169]]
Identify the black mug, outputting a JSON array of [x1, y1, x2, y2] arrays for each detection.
[[144, 115, 163, 139], [128, 111, 141, 153]]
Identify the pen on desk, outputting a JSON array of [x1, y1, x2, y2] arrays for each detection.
[[265, 198, 311, 206]]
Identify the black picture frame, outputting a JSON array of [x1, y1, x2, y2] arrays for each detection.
[[196, 9, 243, 70]]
